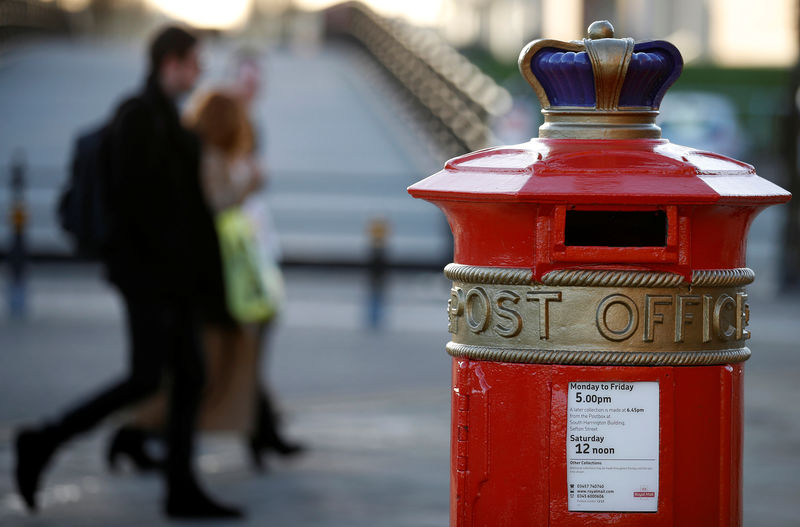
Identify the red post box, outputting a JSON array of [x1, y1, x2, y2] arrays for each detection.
[[408, 20, 790, 526]]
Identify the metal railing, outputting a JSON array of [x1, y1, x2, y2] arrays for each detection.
[[324, 2, 511, 159]]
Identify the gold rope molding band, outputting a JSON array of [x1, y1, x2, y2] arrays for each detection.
[[443, 263, 533, 285], [446, 342, 752, 366], [443, 264, 755, 288], [691, 268, 755, 287], [542, 269, 683, 288]]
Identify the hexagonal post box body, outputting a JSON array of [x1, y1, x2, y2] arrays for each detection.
[[408, 21, 790, 527]]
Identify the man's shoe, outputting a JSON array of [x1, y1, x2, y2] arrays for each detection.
[[165, 482, 244, 519], [14, 427, 58, 512]]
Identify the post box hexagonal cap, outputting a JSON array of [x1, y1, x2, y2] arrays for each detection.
[[519, 20, 683, 139]]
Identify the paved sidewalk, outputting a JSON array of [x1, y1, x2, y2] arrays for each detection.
[[0, 264, 799, 526], [0, 264, 452, 526]]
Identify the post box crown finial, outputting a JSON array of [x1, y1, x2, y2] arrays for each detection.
[[518, 20, 683, 139]]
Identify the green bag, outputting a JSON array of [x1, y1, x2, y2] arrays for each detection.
[[216, 208, 283, 323]]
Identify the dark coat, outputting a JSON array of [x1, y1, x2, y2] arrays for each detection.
[[103, 76, 227, 322]]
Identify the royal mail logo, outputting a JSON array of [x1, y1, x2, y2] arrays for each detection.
[[633, 491, 656, 498]]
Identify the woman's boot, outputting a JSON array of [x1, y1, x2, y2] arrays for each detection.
[[107, 426, 162, 472], [248, 392, 304, 470]]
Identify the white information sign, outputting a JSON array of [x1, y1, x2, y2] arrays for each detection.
[[567, 381, 659, 512]]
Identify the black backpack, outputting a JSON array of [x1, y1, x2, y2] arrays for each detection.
[[58, 123, 115, 257]]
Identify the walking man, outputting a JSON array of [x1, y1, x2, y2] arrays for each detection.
[[14, 26, 242, 519]]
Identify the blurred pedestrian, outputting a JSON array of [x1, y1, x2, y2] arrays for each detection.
[[13, 26, 243, 519], [367, 217, 390, 329], [193, 86, 303, 466]]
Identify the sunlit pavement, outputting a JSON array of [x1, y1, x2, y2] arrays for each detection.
[[0, 261, 799, 526]]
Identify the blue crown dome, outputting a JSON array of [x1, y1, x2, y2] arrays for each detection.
[[518, 20, 684, 138]]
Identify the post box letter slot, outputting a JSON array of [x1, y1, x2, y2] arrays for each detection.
[[564, 210, 667, 247]]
